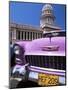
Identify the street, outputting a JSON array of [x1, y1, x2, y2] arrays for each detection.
[[10, 78, 41, 89]]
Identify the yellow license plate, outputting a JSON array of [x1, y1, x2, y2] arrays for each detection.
[[38, 73, 59, 86]]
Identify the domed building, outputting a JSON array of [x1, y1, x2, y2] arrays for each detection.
[[40, 4, 61, 33], [10, 4, 62, 44]]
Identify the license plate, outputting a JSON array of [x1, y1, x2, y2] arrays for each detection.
[[38, 73, 59, 86]]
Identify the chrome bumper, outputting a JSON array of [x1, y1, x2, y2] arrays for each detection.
[[28, 66, 66, 85]]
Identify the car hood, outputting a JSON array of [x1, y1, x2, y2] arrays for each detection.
[[15, 37, 65, 56]]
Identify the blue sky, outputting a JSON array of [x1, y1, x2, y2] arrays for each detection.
[[9, 1, 66, 30]]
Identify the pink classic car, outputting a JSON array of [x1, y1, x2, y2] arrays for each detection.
[[12, 31, 66, 86]]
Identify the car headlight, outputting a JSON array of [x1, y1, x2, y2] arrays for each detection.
[[14, 45, 20, 55]]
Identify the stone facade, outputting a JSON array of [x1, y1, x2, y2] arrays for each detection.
[[9, 23, 43, 44], [10, 4, 61, 44]]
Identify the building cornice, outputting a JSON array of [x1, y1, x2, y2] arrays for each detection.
[[9, 23, 42, 32], [42, 23, 61, 30]]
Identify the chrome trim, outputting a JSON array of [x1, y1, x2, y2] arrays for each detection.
[[28, 66, 65, 76]]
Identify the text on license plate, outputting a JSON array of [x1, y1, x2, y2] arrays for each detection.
[[38, 73, 59, 86]]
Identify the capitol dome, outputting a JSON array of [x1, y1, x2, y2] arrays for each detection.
[[42, 4, 53, 11]]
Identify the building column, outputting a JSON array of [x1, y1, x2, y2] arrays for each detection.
[[20, 31, 22, 40], [35, 33, 37, 39], [35, 32, 36, 39], [12, 29, 16, 44], [26, 32, 28, 40], [10, 31, 12, 44], [22, 31, 24, 40], [12, 31, 14, 44], [33, 32, 34, 39], [40, 33, 42, 38], [32, 32, 33, 40], [16, 31, 18, 40], [29, 32, 30, 40], [38, 33, 40, 38], [37, 33, 38, 38], [13, 29, 16, 40], [39, 33, 41, 38], [41, 33, 42, 38], [10, 31, 13, 40], [34, 32, 35, 39], [34, 32, 36, 39]]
